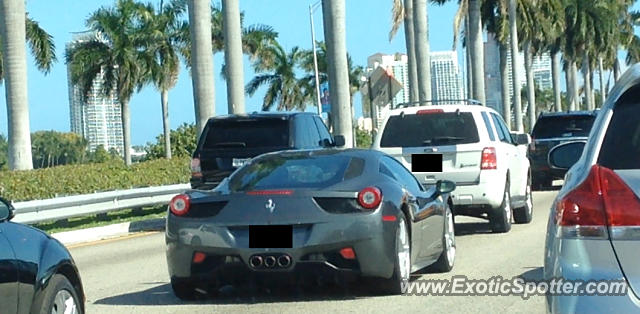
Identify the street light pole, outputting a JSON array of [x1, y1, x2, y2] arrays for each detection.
[[310, 2, 322, 116]]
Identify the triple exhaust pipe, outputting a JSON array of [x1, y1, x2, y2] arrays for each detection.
[[249, 254, 292, 269]]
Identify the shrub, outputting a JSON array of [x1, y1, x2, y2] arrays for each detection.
[[0, 157, 190, 201]]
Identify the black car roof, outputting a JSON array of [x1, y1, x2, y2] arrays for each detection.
[[538, 109, 599, 117], [207, 112, 317, 122]]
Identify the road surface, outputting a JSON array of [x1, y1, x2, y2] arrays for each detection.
[[70, 190, 558, 313]]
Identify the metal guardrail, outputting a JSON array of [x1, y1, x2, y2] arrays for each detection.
[[11, 183, 190, 224]]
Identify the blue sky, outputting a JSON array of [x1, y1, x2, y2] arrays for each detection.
[[0, 0, 463, 146], [1, 1, 635, 146]]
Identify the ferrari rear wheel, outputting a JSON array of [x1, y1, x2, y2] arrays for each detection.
[[378, 212, 411, 295], [171, 278, 199, 301]]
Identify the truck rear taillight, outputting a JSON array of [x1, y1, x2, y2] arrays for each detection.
[[480, 147, 497, 170]]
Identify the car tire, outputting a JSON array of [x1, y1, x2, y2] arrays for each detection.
[[34, 274, 83, 314], [377, 211, 411, 295], [514, 174, 533, 224], [171, 278, 199, 301], [431, 202, 456, 272], [491, 179, 512, 233]]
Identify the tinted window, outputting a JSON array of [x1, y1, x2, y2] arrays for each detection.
[[228, 153, 364, 191], [490, 114, 507, 142], [314, 116, 332, 145], [481, 112, 496, 141], [381, 157, 423, 192], [491, 114, 513, 144], [203, 119, 289, 149], [294, 116, 317, 148], [380, 112, 480, 147], [598, 95, 640, 169], [531, 115, 595, 139], [306, 116, 323, 147]]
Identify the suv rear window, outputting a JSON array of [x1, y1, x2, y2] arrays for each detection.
[[228, 153, 364, 191], [531, 115, 595, 139], [380, 112, 480, 147], [203, 119, 289, 149]]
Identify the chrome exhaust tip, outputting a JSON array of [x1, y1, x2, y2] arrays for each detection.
[[249, 255, 263, 268], [277, 255, 292, 268], [264, 255, 277, 268]]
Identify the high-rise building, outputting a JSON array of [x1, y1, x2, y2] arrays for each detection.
[[67, 31, 124, 154], [430, 51, 464, 104], [484, 34, 552, 114]]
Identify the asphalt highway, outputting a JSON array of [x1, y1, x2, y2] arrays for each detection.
[[70, 190, 559, 313]]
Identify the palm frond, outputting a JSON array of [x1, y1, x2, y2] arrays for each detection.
[[389, 0, 404, 41], [25, 16, 57, 74]]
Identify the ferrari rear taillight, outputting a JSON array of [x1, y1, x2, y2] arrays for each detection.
[[555, 165, 640, 239], [170, 194, 191, 216], [358, 187, 382, 210], [480, 147, 497, 170], [191, 157, 202, 178]]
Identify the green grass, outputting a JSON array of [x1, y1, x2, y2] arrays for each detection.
[[32, 205, 167, 234]]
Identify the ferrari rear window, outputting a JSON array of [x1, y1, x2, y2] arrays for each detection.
[[228, 153, 364, 191]]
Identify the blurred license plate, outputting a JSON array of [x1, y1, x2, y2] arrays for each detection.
[[411, 154, 443, 172], [249, 225, 293, 248], [232, 158, 251, 168]]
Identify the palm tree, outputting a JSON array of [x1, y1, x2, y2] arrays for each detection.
[[66, 0, 150, 166], [389, 0, 419, 103], [0, 5, 56, 170], [138, 1, 184, 159], [222, 0, 245, 114], [246, 42, 308, 111], [322, 0, 353, 147], [186, 0, 215, 137], [413, 0, 432, 102]]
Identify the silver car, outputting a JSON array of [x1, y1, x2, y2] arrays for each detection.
[[544, 64, 640, 312]]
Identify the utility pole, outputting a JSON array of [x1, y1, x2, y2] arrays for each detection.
[[310, 2, 322, 115]]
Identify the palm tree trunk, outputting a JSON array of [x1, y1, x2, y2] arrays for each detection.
[[121, 99, 132, 166], [571, 61, 579, 110], [583, 52, 593, 111], [465, 14, 473, 98], [524, 41, 535, 132], [403, 0, 419, 103], [322, 0, 353, 147], [499, 43, 511, 129], [161, 89, 172, 159], [552, 51, 562, 112], [598, 56, 605, 106], [222, 0, 245, 114], [0, 0, 33, 170], [468, 0, 486, 105], [508, 0, 522, 131], [565, 62, 575, 111], [613, 58, 620, 82], [187, 0, 216, 137], [413, 0, 431, 102]]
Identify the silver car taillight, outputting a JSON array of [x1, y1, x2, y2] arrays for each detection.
[[555, 164, 640, 239]]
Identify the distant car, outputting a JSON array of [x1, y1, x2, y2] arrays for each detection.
[[0, 198, 85, 314], [527, 110, 597, 190], [190, 112, 343, 190], [372, 101, 532, 233], [167, 149, 457, 298], [544, 64, 640, 312]]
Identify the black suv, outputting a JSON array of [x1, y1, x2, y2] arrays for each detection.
[[528, 110, 598, 190], [190, 112, 343, 189]]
